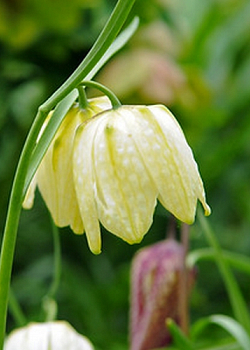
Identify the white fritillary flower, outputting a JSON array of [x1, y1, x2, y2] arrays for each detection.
[[73, 104, 210, 254]]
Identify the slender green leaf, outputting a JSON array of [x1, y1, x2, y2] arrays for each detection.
[[198, 212, 250, 334], [210, 316, 250, 350], [196, 341, 240, 350], [187, 248, 250, 275], [166, 318, 194, 350], [192, 315, 250, 350], [85, 17, 139, 80], [8, 288, 27, 327]]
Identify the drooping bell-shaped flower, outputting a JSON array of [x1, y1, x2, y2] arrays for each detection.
[[129, 238, 195, 350], [4, 321, 94, 350], [73, 104, 210, 254], [23, 96, 111, 234]]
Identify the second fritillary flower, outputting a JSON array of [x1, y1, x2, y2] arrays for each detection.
[[23, 96, 111, 234], [4, 321, 94, 350]]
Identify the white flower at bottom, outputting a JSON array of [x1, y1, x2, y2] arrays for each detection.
[[4, 321, 94, 350], [73, 104, 210, 254]]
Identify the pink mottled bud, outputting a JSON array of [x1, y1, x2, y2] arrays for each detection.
[[130, 238, 194, 350]]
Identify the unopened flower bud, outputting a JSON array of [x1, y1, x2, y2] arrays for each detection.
[[129, 238, 194, 350]]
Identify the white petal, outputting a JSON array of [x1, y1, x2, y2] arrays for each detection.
[[73, 120, 102, 254], [37, 107, 84, 234], [149, 105, 210, 220], [122, 105, 209, 223], [92, 109, 158, 244]]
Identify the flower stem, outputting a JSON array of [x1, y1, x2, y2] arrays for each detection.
[[0, 107, 47, 348], [8, 288, 27, 327], [39, 0, 136, 114], [77, 86, 89, 109], [0, 0, 136, 347], [198, 211, 250, 334], [178, 223, 190, 335], [80, 80, 122, 109], [47, 220, 61, 300]]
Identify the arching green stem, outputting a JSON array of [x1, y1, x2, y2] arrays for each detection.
[[39, 0, 136, 114], [80, 80, 122, 109]]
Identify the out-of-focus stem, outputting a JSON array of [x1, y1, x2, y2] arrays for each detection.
[[178, 223, 190, 335]]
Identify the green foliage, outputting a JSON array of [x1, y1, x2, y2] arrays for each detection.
[[1, 0, 250, 349]]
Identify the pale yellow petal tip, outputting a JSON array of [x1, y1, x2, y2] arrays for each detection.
[[22, 196, 34, 210], [22, 186, 36, 209], [125, 235, 145, 246], [72, 230, 84, 235], [204, 203, 211, 217], [184, 217, 195, 225], [200, 194, 211, 217], [89, 244, 102, 255], [22, 175, 37, 209], [86, 233, 102, 255], [69, 221, 85, 235]]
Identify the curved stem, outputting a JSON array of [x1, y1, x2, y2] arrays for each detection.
[[80, 80, 121, 109], [23, 16, 139, 197], [39, 0, 136, 113]]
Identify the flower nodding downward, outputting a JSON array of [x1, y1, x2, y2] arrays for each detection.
[[73, 104, 210, 254]]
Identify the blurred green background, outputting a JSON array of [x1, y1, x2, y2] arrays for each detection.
[[1, 0, 250, 349]]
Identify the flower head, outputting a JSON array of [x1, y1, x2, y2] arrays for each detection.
[[4, 321, 94, 350], [73, 104, 210, 253], [23, 96, 111, 234]]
